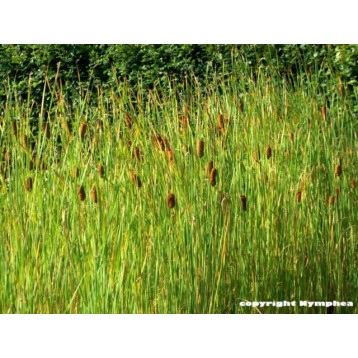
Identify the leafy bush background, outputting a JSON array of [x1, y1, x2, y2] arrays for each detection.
[[0, 44, 357, 104]]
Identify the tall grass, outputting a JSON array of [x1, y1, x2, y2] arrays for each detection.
[[0, 65, 357, 313]]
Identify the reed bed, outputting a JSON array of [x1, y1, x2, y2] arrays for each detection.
[[0, 66, 357, 314]]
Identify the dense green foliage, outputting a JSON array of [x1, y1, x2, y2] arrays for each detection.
[[0, 45, 357, 105], [0, 63, 357, 313]]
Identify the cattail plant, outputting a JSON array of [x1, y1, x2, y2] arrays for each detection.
[[22, 135, 29, 148], [218, 113, 224, 132], [97, 163, 104, 178], [334, 163, 342, 177], [338, 83, 345, 97], [77, 185, 86, 201], [266, 145, 272, 159], [289, 132, 294, 143], [206, 160, 213, 179], [130, 172, 142, 188], [352, 180, 356, 189], [25, 177, 33, 192], [238, 100, 244, 112], [125, 113, 132, 129], [196, 139, 204, 158], [79, 122, 87, 139], [240, 195, 247, 211], [210, 168, 217, 186], [296, 191, 302, 203], [91, 186, 98, 203], [154, 134, 166, 151], [328, 195, 335, 207], [167, 193, 176, 209], [72, 166, 79, 179], [134, 147, 141, 162], [321, 105, 327, 121], [167, 148, 174, 165]]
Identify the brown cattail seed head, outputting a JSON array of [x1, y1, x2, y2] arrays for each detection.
[[77, 185, 86, 201], [196, 139, 204, 158], [154, 134, 166, 151], [125, 113, 132, 129], [25, 177, 33, 192], [210, 168, 217, 186], [206, 160, 213, 179], [130, 172, 142, 188], [79, 122, 87, 139], [134, 147, 141, 162], [167, 148, 174, 165], [253, 150, 260, 163], [23, 135, 28, 148], [72, 166, 79, 179], [167, 193, 176, 209], [351, 180, 356, 189], [238, 100, 244, 112], [97, 118, 104, 131], [321, 105, 327, 120], [328, 195, 335, 207], [91, 186, 98, 203], [29, 160, 34, 171], [218, 113, 224, 131], [334, 164, 342, 177], [289, 132, 294, 143], [296, 191, 302, 203], [240, 195, 247, 211], [338, 83, 345, 97], [97, 163, 104, 178], [266, 145, 272, 159]]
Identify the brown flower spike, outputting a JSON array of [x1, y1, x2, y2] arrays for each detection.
[[167, 193, 176, 209]]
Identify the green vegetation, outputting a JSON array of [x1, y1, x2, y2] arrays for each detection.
[[0, 46, 357, 313]]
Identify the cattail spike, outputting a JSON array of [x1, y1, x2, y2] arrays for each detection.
[[196, 139, 204, 158], [77, 185, 86, 201], [210, 168, 217, 186], [240, 195, 247, 211], [167, 193, 176, 209]]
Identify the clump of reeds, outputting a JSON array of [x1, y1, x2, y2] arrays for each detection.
[[296, 191, 302, 203], [321, 105, 327, 121], [210, 168, 217, 186], [91, 186, 98, 203], [25, 177, 33, 192], [77, 185, 86, 201], [196, 139, 204, 158], [240, 195, 247, 211], [266, 145, 272, 159], [130, 172, 142, 188], [79, 122, 87, 139], [167, 193, 176, 209], [206, 160, 213, 178], [97, 163, 104, 178]]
